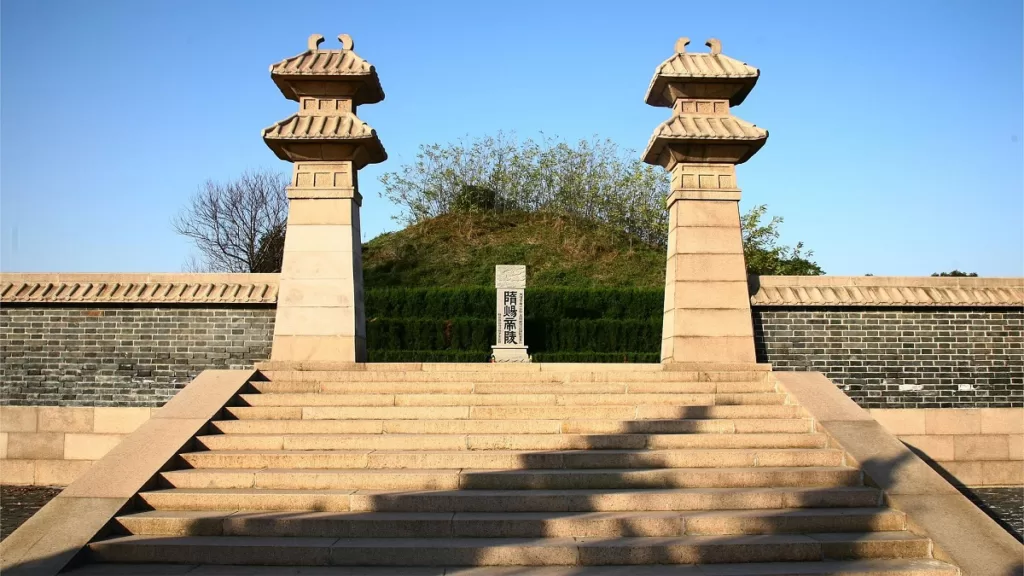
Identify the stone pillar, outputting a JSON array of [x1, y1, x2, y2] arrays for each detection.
[[662, 168, 754, 363], [274, 162, 366, 362], [492, 265, 529, 363], [642, 38, 768, 364], [262, 34, 386, 363]]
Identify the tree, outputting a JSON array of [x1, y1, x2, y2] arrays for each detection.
[[379, 132, 669, 248], [380, 133, 823, 276], [174, 169, 289, 273], [931, 270, 978, 277], [741, 204, 824, 275]]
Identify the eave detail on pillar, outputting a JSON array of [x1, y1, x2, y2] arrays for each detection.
[[263, 113, 387, 166], [644, 41, 759, 107], [270, 35, 384, 104], [642, 114, 767, 167]]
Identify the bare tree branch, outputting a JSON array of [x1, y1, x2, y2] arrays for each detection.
[[173, 168, 289, 273]]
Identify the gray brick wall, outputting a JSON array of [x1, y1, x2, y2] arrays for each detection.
[[1, 303, 1020, 409], [753, 307, 1024, 408], [0, 306, 275, 407]]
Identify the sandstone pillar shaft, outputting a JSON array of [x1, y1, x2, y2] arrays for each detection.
[[642, 38, 768, 364], [662, 168, 755, 362], [273, 163, 366, 362], [263, 34, 386, 363]]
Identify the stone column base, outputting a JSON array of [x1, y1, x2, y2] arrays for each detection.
[[492, 345, 530, 363]]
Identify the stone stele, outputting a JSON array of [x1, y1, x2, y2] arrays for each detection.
[[263, 34, 387, 363], [642, 37, 768, 364], [492, 265, 529, 362]]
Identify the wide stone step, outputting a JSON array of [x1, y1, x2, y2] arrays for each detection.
[[160, 467, 862, 491], [236, 392, 788, 407], [139, 486, 883, 512], [196, 432, 830, 451], [562, 418, 813, 434], [62, 558, 964, 576], [87, 532, 930, 566], [209, 418, 814, 435], [248, 380, 777, 394], [258, 370, 768, 383], [178, 449, 845, 470], [223, 405, 804, 421], [115, 508, 905, 538]]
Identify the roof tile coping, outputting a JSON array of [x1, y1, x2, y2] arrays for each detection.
[[645, 38, 760, 107], [749, 275, 1024, 307], [269, 34, 384, 104], [0, 273, 1020, 306], [0, 273, 279, 304]]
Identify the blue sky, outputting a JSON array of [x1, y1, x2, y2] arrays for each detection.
[[2, 0, 1021, 276]]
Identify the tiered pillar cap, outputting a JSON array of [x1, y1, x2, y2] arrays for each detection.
[[270, 33, 384, 105], [645, 37, 760, 107], [263, 33, 387, 168]]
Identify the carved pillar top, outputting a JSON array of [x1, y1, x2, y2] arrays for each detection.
[[642, 38, 768, 171], [263, 34, 386, 169]]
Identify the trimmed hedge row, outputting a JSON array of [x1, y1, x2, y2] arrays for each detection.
[[366, 287, 662, 320], [367, 349, 491, 363], [366, 318, 660, 354], [363, 287, 664, 362], [366, 350, 661, 363]]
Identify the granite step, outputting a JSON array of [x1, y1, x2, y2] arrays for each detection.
[[222, 405, 804, 421], [208, 418, 815, 435], [61, 558, 964, 576], [160, 467, 862, 491], [178, 448, 845, 470], [248, 380, 778, 395], [115, 508, 906, 538], [138, 486, 884, 513], [257, 370, 769, 383], [87, 532, 931, 566], [235, 392, 788, 407], [195, 432, 830, 451]]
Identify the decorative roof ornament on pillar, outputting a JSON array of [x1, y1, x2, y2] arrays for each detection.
[[642, 38, 768, 363], [263, 34, 387, 363]]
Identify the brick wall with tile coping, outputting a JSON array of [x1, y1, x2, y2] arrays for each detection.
[[2, 273, 1020, 410], [753, 307, 1023, 409], [0, 305, 275, 407]]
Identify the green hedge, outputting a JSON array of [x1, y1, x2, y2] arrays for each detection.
[[528, 319, 660, 353], [530, 352, 661, 363], [366, 288, 493, 319], [367, 349, 493, 363], [367, 318, 493, 351], [365, 287, 662, 321], [366, 350, 659, 363], [366, 318, 660, 353], [364, 287, 664, 362]]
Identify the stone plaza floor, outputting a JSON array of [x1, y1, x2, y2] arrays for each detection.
[[1, 484, 1021, 543]]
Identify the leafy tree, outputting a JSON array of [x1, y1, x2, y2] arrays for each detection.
[[190, 137, 820, 278], [174, 168, 288, 273], [380, 134, 822, 277], [741, 204, 823, 275], [931, 270, 978, 277], [379, 132, 669, 248]]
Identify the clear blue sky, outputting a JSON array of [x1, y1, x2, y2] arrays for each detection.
[[2, 0, 1021, 276]]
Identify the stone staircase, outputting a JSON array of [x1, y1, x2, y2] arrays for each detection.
[[74, 365, 959, 574]]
